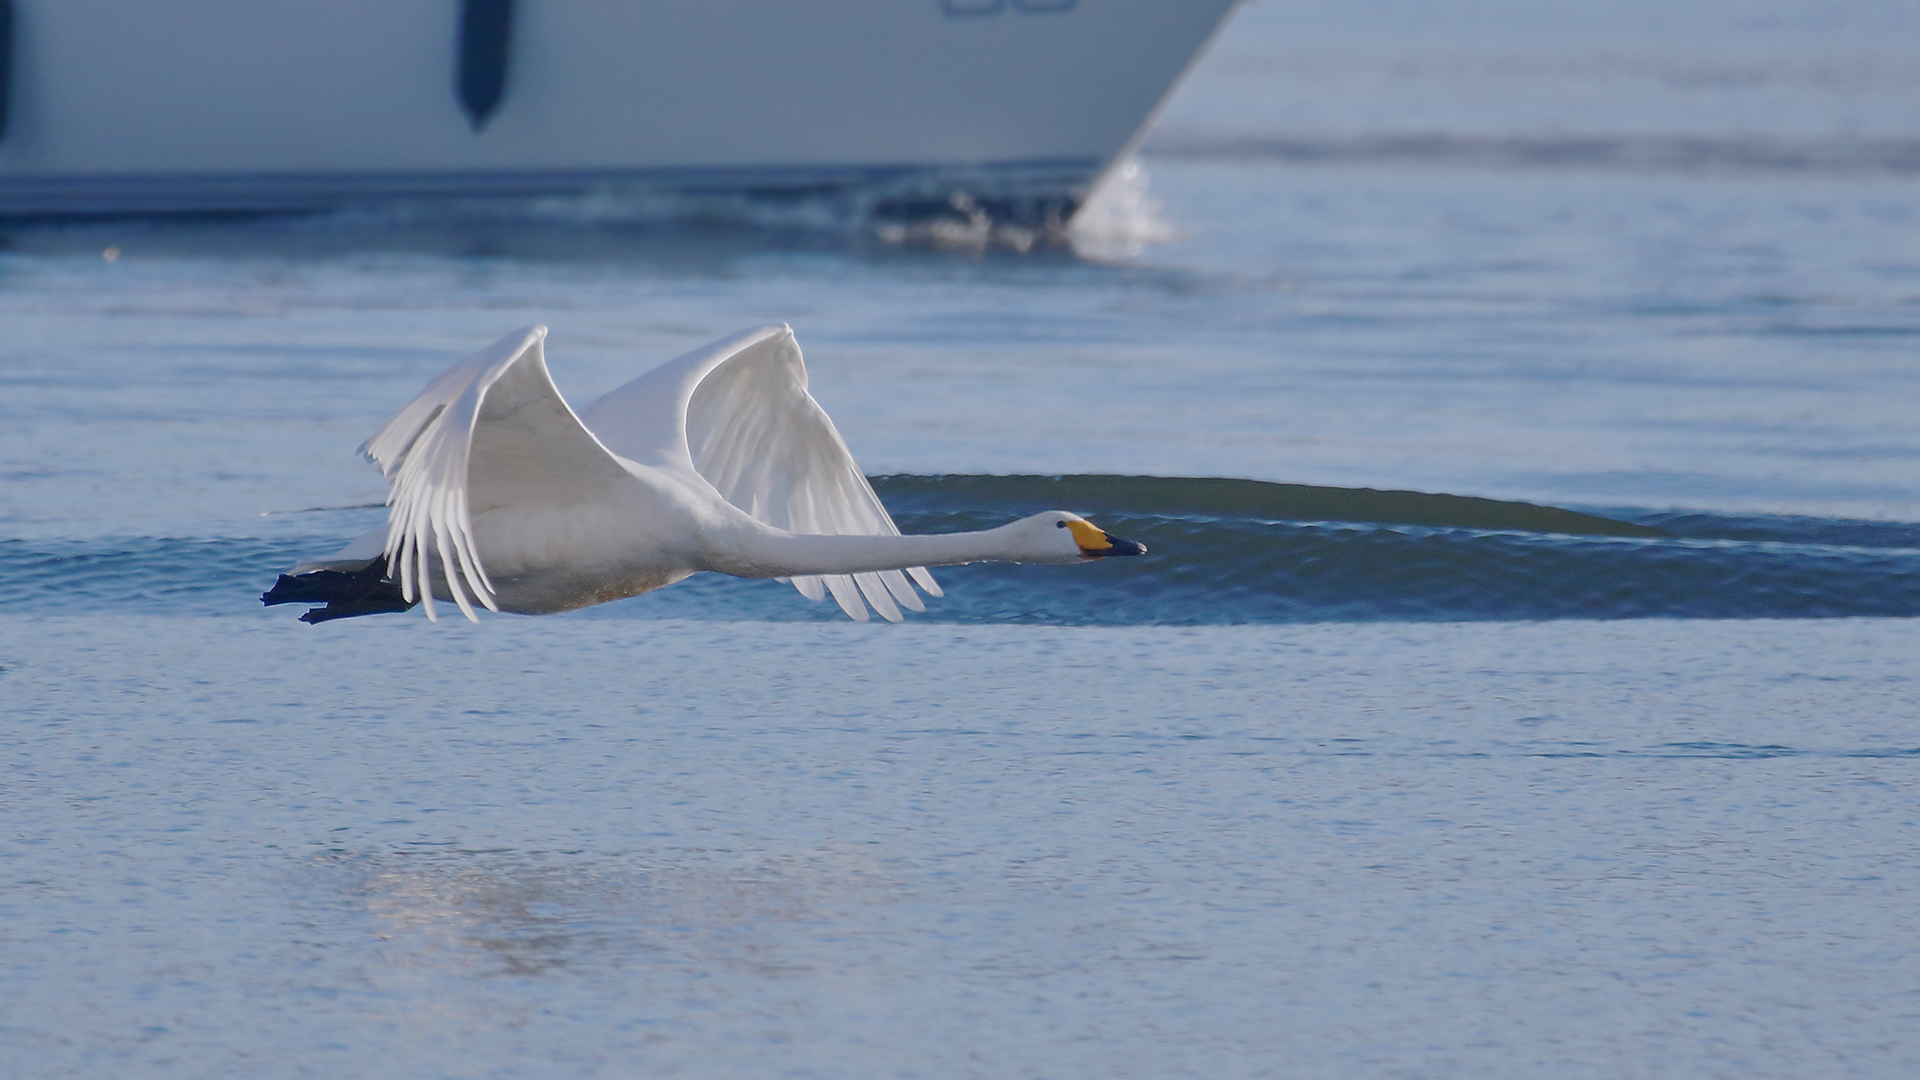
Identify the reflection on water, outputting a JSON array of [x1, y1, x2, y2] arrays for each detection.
[[320, 847, 889, 983]]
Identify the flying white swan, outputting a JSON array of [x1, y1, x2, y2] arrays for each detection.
[[264, 324, 1145, 624]]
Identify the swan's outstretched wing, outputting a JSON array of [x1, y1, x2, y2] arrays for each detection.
[[361, 325, 633, 622], [580, 325, 940, 622]]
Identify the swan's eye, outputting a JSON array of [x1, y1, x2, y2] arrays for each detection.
[[1056, 521, 1067, 528]]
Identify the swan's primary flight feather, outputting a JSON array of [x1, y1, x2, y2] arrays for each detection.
[[266, 325, 1143, 624]]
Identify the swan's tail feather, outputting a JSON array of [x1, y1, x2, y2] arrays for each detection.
[[262, 557, 417, 625]]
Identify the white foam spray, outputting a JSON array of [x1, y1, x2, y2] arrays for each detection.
[[1067, 158, 1177, 260]]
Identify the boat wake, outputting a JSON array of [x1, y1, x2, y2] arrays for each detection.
[[8, 475, 1917, 625]]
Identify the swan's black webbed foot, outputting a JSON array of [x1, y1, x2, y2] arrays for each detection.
[[262, 557, 416, 624]]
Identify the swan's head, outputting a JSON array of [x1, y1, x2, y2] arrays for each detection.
[[1007, 511, 1148, 565]]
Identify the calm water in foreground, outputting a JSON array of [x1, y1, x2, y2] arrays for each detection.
[[4, 2, 1919, 1076]]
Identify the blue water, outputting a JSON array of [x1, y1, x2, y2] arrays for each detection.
[[5, 2, 1920, 1077]]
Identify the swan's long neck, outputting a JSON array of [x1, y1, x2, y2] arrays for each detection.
[[716, 522, 1022, 578]]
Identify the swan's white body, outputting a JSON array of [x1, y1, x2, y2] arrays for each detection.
[[292, 325, 1140, 623]]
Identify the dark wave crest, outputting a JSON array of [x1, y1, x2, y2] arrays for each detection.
[[869, 474, 1668, 538], [4, 475, 1917, 625]]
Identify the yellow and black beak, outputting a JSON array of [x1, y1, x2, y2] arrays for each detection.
[[1065, 518, 1148, 559]]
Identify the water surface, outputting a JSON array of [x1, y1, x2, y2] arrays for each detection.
[[3, 2, 1918, 1076]]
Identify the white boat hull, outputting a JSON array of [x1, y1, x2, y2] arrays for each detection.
[[0, 0, 1237, 220]]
